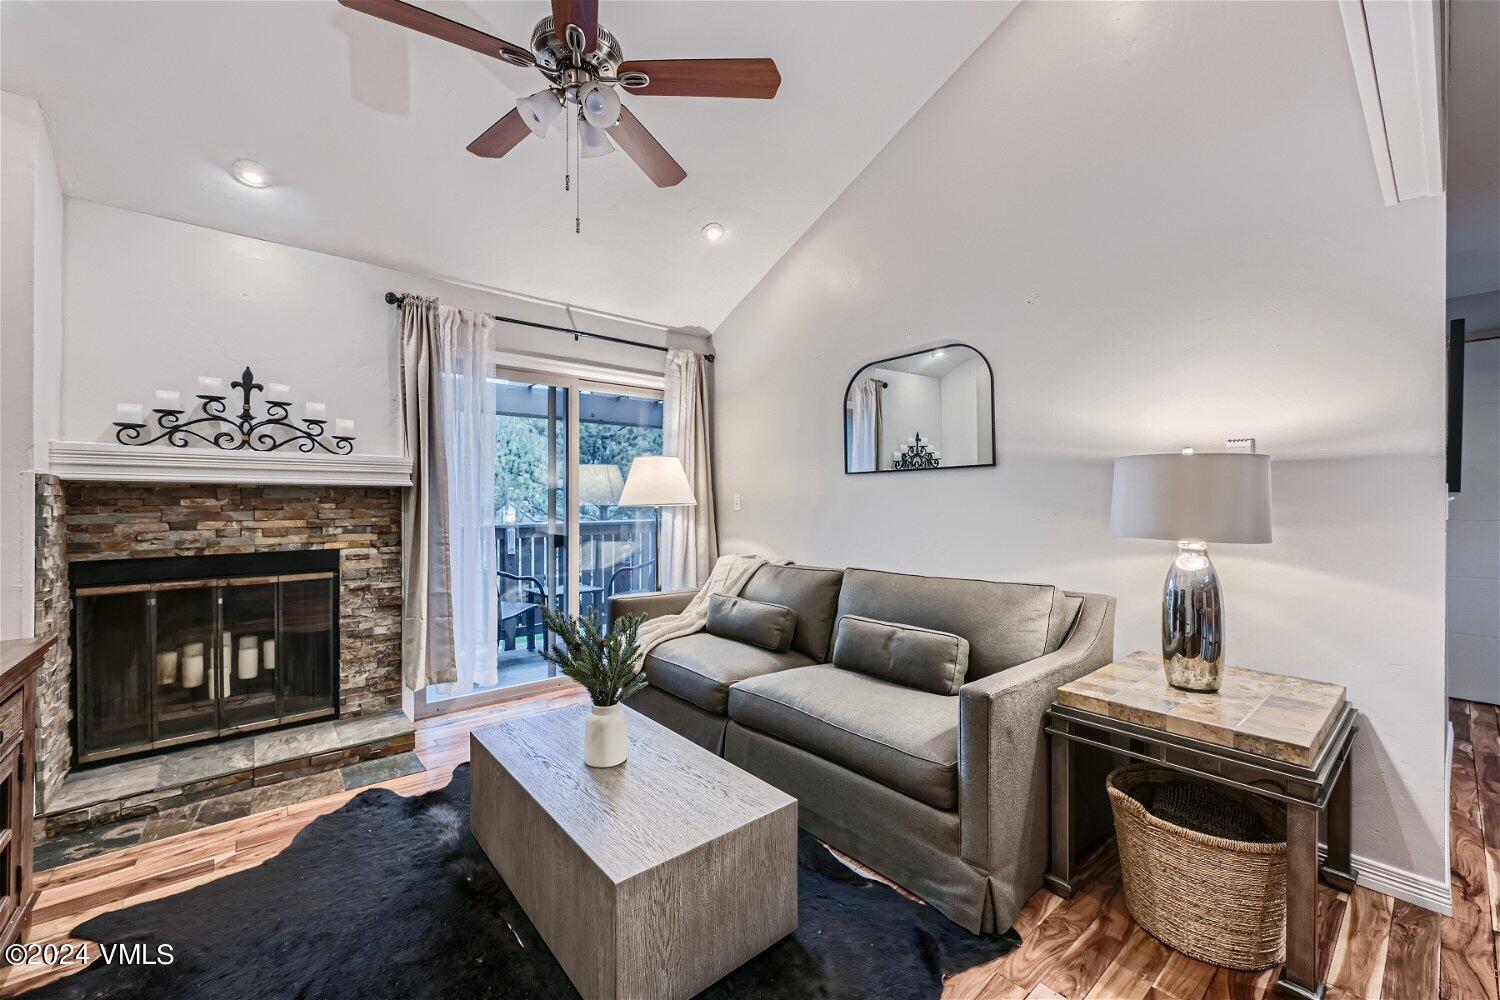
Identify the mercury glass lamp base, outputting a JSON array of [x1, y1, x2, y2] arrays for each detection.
[[1161, 540, 1224, 692]]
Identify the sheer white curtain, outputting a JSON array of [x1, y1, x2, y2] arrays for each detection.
[[848, 378, 881, 472], [401, 296, 498, 691], [660, 348, 718, 590]]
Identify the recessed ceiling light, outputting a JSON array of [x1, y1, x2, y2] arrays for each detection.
[[701, 222, 725, 243], [931, 350, 945, 359], [230, 159, 271, 188]]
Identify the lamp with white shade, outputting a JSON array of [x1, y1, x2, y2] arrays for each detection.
[[579, 464, 626, 514], [1110, 450, 1272, 692], [619, 456, 696, 577]]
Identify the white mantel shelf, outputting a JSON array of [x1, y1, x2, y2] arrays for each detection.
[[48, 441, 412, 487]]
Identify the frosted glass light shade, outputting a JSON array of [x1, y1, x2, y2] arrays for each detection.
[[579, 463, 625, 506], [580, 83, 621, 128], [619, 456, 696, 507], [517, 90, 562, 136], [1110, 453, 1272, 543], [579, 121, 614, 158]]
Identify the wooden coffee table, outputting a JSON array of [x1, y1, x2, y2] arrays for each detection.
[[1047, 652, 1357, 1000], [470, 704, 798, 999]]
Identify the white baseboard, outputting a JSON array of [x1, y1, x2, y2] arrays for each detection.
[[1320, 845, 1453, 916]]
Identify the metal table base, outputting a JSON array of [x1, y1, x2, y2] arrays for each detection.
[[1046, 702, 1358, 1000]]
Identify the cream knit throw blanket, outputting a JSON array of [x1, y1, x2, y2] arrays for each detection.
[[633, 553, 775, 667]]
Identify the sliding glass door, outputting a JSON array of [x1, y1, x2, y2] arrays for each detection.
[[578, 388, 664, 632], [417, 367, 663, 703], [493, 376, 570, 689]]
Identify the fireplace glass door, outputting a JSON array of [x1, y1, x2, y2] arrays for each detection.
[[221, 578, 279, 732], [73, 562, 339, 764], [152, 581, 219, 744]]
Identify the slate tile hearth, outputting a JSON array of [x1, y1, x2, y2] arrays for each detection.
[[42, 710, 416, 839], [35, 751, 429, 872]]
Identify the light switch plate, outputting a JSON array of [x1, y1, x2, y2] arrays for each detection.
[[733, 494, 742, 511]]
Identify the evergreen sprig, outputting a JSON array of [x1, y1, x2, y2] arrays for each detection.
[[539, 605, 648, 707]]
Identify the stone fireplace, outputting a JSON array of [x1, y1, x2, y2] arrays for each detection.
[[33, 480, 402, 812]]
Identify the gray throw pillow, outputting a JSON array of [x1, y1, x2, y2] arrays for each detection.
[[705, 593, 797, 652], [832, 614, 970, 695]]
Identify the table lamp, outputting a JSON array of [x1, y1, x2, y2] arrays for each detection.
[[1110, 449, 1272, 692], [579, 464, 626, 515]]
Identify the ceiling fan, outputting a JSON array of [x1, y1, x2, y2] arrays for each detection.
[[339, 0, 781, 188]]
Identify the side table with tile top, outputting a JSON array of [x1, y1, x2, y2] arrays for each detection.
[[1046, 651, 1357, 1000]]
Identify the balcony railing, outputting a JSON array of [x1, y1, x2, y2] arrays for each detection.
[[495, 517, 658, 631]]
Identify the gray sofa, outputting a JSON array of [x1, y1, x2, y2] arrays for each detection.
[[614, 564, 1115, 935]]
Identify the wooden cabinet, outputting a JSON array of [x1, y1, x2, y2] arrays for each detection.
[[0, 637, 52, 954]]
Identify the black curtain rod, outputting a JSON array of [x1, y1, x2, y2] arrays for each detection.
[[383, 292, 713, 363]]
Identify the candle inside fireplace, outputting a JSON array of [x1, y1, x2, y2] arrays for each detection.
[[305, 401, 326, 421], [267, 382, 290, 397], [154, 389, 182, 409], [115, 402, 144, 424], [197, 376, 224, 393], [335, 418, 355, 436]]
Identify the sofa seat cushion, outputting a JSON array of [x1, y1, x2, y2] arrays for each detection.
[[645, 632, 814, 715], [727, 665, 959, 810]]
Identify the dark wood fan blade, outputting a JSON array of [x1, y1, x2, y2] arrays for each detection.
[[467, 109, 531, 158], [339, 0, 534, 66], [551, 0, 598, 55], [616, 59, 781, 98], [608, 106, 686, 187]]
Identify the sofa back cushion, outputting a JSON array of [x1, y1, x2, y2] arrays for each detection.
[[835, 568, 1068, 679], [705, 593, 797, 652], [832, 614, 970, 695], [740, 564, 845, 660]]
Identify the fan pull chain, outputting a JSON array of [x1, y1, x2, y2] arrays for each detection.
[[575, 113, 582, 235], [564, 107, 571, 193]]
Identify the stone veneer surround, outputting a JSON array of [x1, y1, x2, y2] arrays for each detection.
[[33, 481, 402, 811]]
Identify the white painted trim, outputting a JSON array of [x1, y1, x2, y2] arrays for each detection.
[[48, 440, 412, 486], [1339, 0, 1445, 206], [406, 676, 576, 721], [490, 350, 666, 391], [1319, 845, 1454, 915]]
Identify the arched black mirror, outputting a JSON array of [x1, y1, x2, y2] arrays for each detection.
[[844, 343, 995, 474]]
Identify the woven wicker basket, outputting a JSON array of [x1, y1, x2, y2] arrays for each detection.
[[1107, 765, 1287, 970]]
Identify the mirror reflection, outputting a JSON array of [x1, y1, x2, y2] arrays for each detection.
[[844, 344, 994, 474]]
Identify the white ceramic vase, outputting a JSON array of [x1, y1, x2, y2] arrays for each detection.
[[584, 703, 627, 768]]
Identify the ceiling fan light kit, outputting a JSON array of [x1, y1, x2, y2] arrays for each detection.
[[341, 0, 782, 212]]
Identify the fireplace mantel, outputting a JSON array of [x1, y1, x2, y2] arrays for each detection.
[[48, 440, 412, 487]]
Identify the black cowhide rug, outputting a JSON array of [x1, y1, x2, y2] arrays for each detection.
[[26, 764, 1018, 1000]]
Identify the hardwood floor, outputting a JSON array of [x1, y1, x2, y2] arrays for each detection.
[[3, 695, 1496, 999]]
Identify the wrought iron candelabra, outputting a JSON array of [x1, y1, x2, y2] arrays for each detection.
[[113, 367, 356, 454], [892, 432, 940, 471]]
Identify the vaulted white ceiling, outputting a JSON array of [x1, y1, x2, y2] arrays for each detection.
[[1, 1, 1016, 330]]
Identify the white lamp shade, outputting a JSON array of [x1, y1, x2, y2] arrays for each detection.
[[619, 456, 696, 507], [578, 464, 625, 507], [1110, 453, 1272, 543], [517, 90, 562, 136], [578, 121, 615, 158]]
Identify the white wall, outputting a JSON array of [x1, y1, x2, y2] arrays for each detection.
[[59, 201, 705, 459], [1447, 339, 1499, 704], [712, 2, 1449, 908], [1, 92, 63, 637], [938, 355, 991, 467]]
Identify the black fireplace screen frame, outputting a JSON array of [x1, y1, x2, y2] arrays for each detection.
[[69, 550, 341, 766]]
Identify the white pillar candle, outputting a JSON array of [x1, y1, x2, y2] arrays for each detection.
[[154, 389, 182, 409], [115, 403, 144, 424], [198, 376, 225, 393], [267, 382, 290, 397], [334, 418, 355, 436], [237, 634, 260, 680], [156, 650, 179, 685], [181, 642, 205, 688], [305, 401, 326, 420], [221, 633, 233, 695], [262, 637, 276, 671]]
